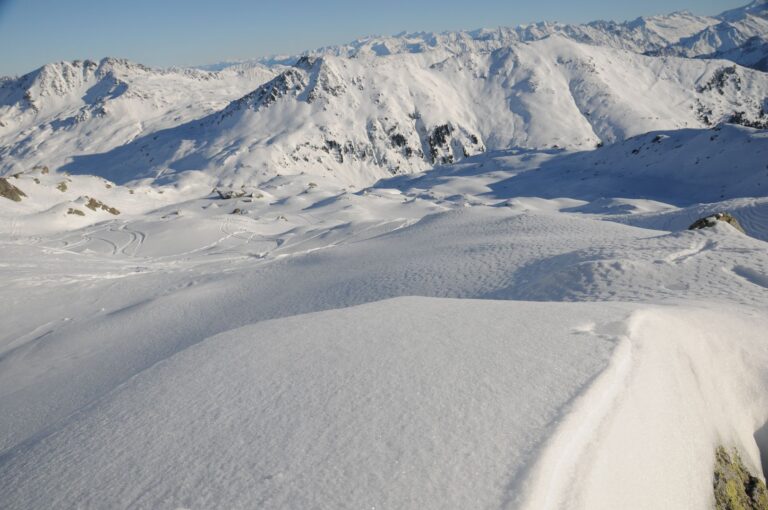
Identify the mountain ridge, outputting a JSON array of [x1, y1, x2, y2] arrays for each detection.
[[0, 2, 766, 188], [204, 1, 765, 71]]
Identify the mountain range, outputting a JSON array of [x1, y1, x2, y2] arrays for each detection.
[[0, 1, 766, 189]]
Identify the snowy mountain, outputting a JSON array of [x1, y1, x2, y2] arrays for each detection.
[[650, 1, 768, 70], [249, 10, 718, 64], [0, 2, 766, 188], [249, 2, 765, 69], [1, 39, 767, 188], [0, 58, 276, 177]]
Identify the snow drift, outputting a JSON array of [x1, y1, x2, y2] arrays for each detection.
[[2, 299, 767, 510]]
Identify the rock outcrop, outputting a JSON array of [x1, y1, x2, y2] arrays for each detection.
[[714, 446, 768, 510], [84, 197, 120, 215], [216, 189, 248, 200], [0, 178, 27, 202], [689, 212, 746, 234]]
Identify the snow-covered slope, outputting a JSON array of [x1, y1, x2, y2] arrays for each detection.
[[2, 167, 768, 508], [3, 297, 766, 510], [11, 37, 763, 189], [0, 298, 627, 509], [2, 124, 768, 454]]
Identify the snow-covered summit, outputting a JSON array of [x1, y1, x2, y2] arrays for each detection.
[[209, 2, 761, 71], [650, 2, 768, 70], [0, 57, 276, 179], [0, 58, 222, 113], [717, 0, 768, 22]]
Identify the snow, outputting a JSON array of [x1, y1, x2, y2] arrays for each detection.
[[0, 298, 628, 509], [522, 306, 768, 510], [2, 172, 768, 508], [0, 58, 276, 177], [5, 299, 765, 509], [1, 2, 768, 509], [3, 21, 767, 188]]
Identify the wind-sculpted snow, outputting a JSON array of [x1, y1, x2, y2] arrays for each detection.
[[2, 178, 768, 458], [0, 298, 628, 509], [1, 216, 767, 508], [520, 306, 768, 510]]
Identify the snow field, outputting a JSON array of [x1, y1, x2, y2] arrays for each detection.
[[0, 3, 767, 507]]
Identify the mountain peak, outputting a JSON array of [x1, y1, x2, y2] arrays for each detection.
[[218, 67, 308, 118], [717, 0, 768, 22]]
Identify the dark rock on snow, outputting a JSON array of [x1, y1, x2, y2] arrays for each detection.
[[689, 212, 746, 234], [0, 177, 27, 202]]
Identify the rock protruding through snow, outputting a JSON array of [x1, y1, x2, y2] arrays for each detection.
[[714, 446, 768, 510], [689, 212, 747, 234], [0, 178, 26, 202]]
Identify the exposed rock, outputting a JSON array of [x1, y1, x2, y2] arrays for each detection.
[[67, 208, 85, 216], [390, 133, 407, 147], [698, 66, 741, 95], [728, 111, 768, 130], [689, 212, 746, 234], [323, 139, 344, 163], [0, 177, 27, 202], [714, 446, 768, 510], [56, 181, 68, 192], [216, 189, 247, 200], [428, 124, 455, 164], [84, 197, 120, 215]]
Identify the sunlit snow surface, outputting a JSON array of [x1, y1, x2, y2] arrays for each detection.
[[1, 2, 768, 505], [2, 123, 768, 508]]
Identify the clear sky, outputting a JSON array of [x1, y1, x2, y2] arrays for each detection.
[[0, 0, 751, 76]]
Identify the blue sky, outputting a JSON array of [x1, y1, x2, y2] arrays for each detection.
[[0, 0, 749, 76]]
